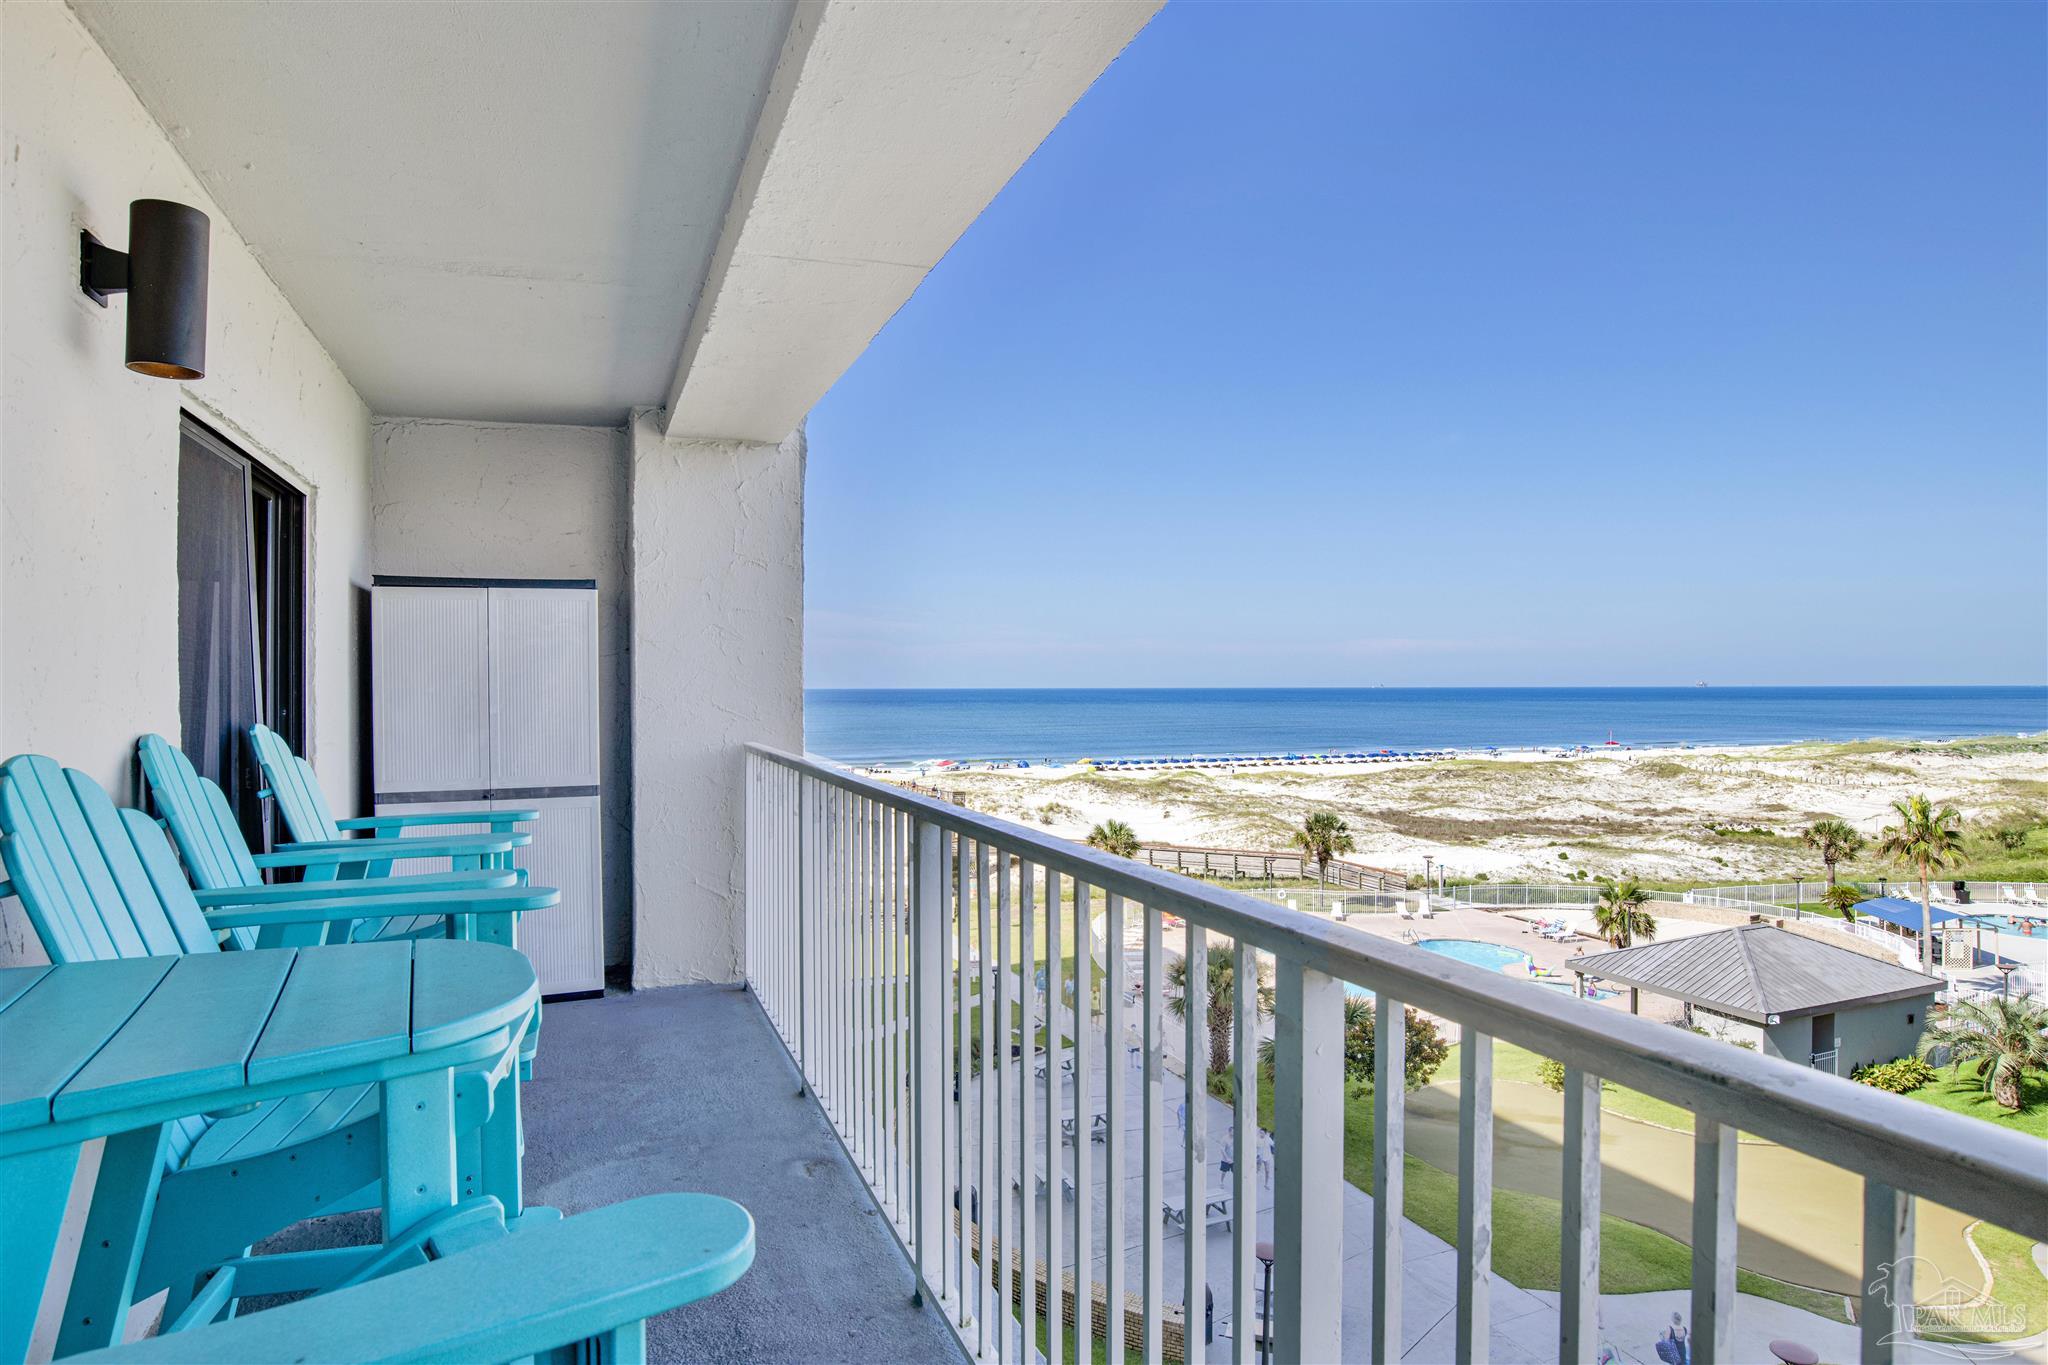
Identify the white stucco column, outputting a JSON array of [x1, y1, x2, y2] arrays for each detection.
[[628, 407, 803, 986]]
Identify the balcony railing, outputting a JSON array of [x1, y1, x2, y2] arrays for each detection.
[[743, 744, 2048, 1365]]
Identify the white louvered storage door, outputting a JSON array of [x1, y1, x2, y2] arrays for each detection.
[[498, 794, 604, 996], [486, 587, 600, 789], [371, 586, 492, 795]]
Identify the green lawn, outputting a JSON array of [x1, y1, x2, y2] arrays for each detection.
[[1898, 1065, 2048, 1138], [1232, 1069, 1849, 1322], [1488, 1041, 1697, 1133], [1928, 1223, 2048, 1345]]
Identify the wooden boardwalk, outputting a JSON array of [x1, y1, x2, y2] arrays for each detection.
[[1137, 842, 1405, 893]]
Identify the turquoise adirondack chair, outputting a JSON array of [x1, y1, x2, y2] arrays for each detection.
[[137, 734, 527, 948], [68, 1193, 754, 1364], [0, 755, 558, 1351], [247, 723, 540, 881]]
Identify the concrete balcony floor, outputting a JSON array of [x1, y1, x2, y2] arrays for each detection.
[[261, 983, 963, 1363]]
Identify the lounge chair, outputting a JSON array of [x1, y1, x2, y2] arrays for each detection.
[[245, 724, 539, 903], [66, 1192, 753, 1363], [0, 754, 557, 1347], [138, 735, 528, 947]]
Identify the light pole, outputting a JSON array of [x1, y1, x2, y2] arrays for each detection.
[[1255, 1239, 1275, 1365], [1997, 962, 2016, 1000]]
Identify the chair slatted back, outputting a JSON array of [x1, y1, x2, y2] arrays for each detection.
[[0, 757, 224, 962], [1, 756, 227, 1167], [136, 735, 265, 896], [249, 724, 344, 843]]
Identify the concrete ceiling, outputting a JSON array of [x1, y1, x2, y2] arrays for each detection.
[[72, 0, 795, 425]]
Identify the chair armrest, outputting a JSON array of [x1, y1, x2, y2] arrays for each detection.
[[335, 809, 541, 832], [201, 885, 558, 930], [190, 869, 520, 907], [253, 831, 529, 868], [0, 877, 12, 901], [69, 1193, 755, 1364]]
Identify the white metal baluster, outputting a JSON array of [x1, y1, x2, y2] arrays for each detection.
[[1560, 1066, 1601, 1364], [1691, 1119, 1738, 1365], [1183, 923, 1208, 1365], [1456, 1030, 1494, 1363], [1103, 892, 1128, 1365], [870, 799, 884, 1182], [1045, 868, 1065, 1365], [825, 787, 839, 1121], [1272, 957, 1343, 1365], [889, 806, 904, 1227], [798, 777, 812, 1079], [836, 794, 849, 1140], [956, 835, 972, 1328], [994, 847, 1015, 1362], [871, 798, 884, 1186], [1072, 881, 1094, 1362], [855, 796, 869, 1176], [1230, 941, 1256, 1365], [1018, 861, 1038, 1363], [1372, 993, 1406, 1364], [977, 841, 996, 1359], [842, 792, 854, 1133], [1142, 903, 1164, 1365], [1861, 1181, 1913, 1365], [912, 816, 947, 1315]]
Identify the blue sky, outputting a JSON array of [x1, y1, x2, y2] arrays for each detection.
[[806, 2, 2046, 689]]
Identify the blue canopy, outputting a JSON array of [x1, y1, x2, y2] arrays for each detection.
[[1854, 896, 1966, 931]]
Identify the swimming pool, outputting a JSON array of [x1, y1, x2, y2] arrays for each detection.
[[1415, 938, 1533, 971], [1338, 937, 1620, 1002], [1963, 912, 2048, 935]]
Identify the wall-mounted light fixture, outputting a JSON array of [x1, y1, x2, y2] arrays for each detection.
[[80, 199, 211, 379]]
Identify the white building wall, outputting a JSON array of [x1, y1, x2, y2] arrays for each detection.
[[629, 408, 803, 986], [1, 1, 373, 969], [371, 418, 633, 966]]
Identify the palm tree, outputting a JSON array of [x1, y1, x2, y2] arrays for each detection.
[[1166, 944, 1272, 1076], [1291, 811, 1355, 885], [1591, 875, 1656, 948], [1919, 996, 2048, 1111], [1875, 795, 1965, 973], [1800, 818, 1865, 893], [1085, 819, 1139, 859]]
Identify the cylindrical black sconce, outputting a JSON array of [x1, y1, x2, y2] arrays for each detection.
[[79, 199, 211, 379]]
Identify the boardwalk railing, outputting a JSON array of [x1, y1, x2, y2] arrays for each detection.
[[1138, 843, 1404, 893], [743, 744, 2048, 1365]]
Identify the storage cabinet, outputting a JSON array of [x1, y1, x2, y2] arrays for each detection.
[[371, 579, 605, 996]]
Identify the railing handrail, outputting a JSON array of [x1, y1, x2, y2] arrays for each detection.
[[748, 743, 2048, 1240]]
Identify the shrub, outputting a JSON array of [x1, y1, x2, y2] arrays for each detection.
[[1536, 1057, 1566, 1091], [1853, 1056, 1936, 1094], [1821, 884, 1865, 921]]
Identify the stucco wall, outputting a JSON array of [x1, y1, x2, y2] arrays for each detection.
[[371, 418, 633, 965], [1, 1, 373, 968], [1767, 997, 1935, 1076], [629, 409, 803, 986]]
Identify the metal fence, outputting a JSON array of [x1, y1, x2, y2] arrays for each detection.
[[1685, 881, 2048, 910], [744, 743, 2047, 1365], [1440, 883, 1604, 909]]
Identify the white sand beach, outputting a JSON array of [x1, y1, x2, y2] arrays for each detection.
[[886, 736, 2048, 884]]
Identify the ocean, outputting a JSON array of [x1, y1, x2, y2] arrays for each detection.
[[803, 686, 2048, 768]]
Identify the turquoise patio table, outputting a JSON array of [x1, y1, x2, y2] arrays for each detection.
[[0, 940, 537, 1359]]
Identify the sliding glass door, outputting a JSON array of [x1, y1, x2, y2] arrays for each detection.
[[176, 415, 305, 852]]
